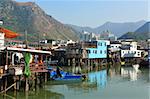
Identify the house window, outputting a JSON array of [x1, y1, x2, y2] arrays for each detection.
[[95, 50, 97, 54], [104, 50, 107, 54], [89, 50, 91, 54], [87, 50, 91, 54], [104, 42, 107, 46], [99, 43, 102, 46], [100, 50, 102, 54]]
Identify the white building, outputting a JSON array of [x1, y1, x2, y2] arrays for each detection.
[[121, 50, 142, 58], [81, 31, 98, 41], [121, 41, 142, 58], [100, 30, 117, 41], [0, 32, 4, 47], [109, 41, 121, 52]]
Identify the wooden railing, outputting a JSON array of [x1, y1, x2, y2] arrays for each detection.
[[9, 63, 48, 73], [29, 63, 48, 73]]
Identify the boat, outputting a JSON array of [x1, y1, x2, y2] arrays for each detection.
[[47, 68, 85, 82], [53, 74, 83, 81]]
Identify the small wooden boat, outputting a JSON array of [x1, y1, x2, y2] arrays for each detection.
[[47, 68, 85, 82]]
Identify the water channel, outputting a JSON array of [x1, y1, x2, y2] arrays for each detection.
[[0, 66, 149, 99]]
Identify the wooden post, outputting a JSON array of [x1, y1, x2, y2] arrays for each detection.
[[87, 59, 91, 72], [36, 73, 40, 88], [16, 81, 19, 91], [3, 49, 8, 94], [39, 73, 43, 88], [4, 76, 7, 94], [86, 59, 88, 72], [0, 78, 3, 91], [44, 73, 47, 83], [41, 54, 43, 62], [5, 49, 8, 73], [97, 59, 99, 71], [25, 77, 29, 92], [34, 73, 37, 90], [14, 76, 20, 91], [46, 55, 48, 67], [69, 59, 71, 66], [25, 30, 28, 48], [14, 76, 17, 91], [13, 76, 17, 97], [25, 91, 29, 99]]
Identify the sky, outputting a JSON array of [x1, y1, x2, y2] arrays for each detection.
[[15, 0, 148, 27]]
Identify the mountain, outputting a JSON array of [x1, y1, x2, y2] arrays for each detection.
[[119, 22, 150, 40], [66, 24, 95, 33], [95, 21, 146, 37], [68, 20, 146, 37], [0, 0, 79, 41]]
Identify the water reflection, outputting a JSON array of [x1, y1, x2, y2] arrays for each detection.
[[107, 62, 121, 78], [46, 65, 149, 99], [0, 63, 149, 99], [66, 82, 98, 93], [121, 64, 140, 81], [65, 70, 107, 93], [0, 89, 65, 99], [88, 70, 107, 88]]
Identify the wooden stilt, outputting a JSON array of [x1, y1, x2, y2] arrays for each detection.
[[44, 73, 47, 83], [4, 77, 7, 94], [35, 73, 37, 90], [0, 78, 3, 92], [25, 77, 29, 92], [17, 76, 21, 91], [14, 76, 17, 91], [16, 81, 20, 91], [36, 73, 40, 88], [39, 73, 43, 88]]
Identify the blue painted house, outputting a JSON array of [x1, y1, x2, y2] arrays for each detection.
[[84, 40, 109, 59]]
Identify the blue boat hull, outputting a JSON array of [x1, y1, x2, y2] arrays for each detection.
[[54, 75, 82, 81], [48, 68, 83, 82]]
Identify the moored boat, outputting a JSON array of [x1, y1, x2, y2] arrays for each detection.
[[47, 67, 85, 82]]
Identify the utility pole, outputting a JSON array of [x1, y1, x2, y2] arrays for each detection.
[[25, 30, 28, 48], [38, 32, 40, 49]]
